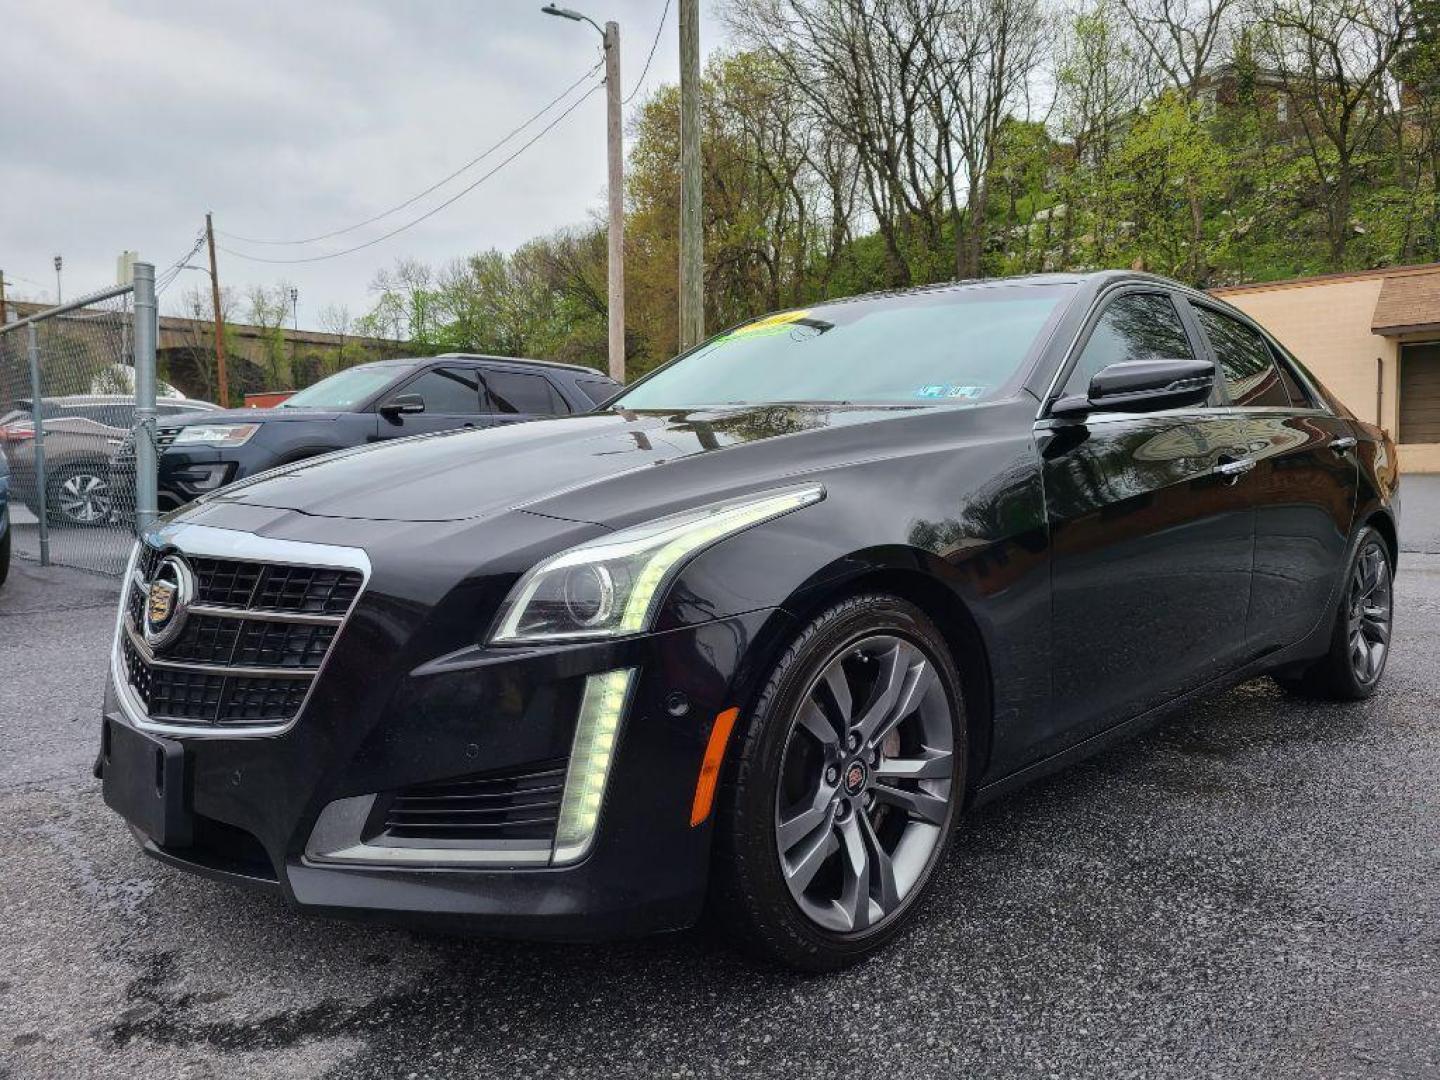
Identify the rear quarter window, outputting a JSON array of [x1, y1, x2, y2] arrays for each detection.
[[575, 378, 620, 406]]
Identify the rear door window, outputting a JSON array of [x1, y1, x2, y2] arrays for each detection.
[[1062, 292, 1196, 398], [484, 370, 563, 415], [404, 367, 485, 415], [1193, 306, 1292, 408]]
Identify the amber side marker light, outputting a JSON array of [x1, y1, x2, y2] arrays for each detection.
[[690, 707, 740, 827]]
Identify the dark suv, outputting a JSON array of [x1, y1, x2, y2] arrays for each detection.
[[153, 354, 619, 509]]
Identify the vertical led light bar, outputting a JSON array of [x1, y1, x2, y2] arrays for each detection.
[[552, 668, 636, 865]]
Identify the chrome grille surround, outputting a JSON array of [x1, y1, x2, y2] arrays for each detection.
[[111, 523, 371, 739]]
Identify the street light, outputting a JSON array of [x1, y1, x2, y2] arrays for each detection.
[[53, 254, 63, 305], [542, 4, 602, 35], [541, 3, 625, 384]]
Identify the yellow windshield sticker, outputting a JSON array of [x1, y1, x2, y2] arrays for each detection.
[[711, 309, 817, 346], [735, 309, 812, 336]]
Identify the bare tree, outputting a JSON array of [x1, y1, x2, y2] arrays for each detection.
[[725, 0, 967, 283], [317, 303, 354, 370], [169, 284, 238, 401], [1256, 0, 1413, 262], [246, 282, 295, 389], [1053, 0, 1152, 263], [935, 0, 1049, 276], [1118, 0, 1242, 92]]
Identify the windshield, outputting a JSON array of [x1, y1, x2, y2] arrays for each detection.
[[282, 364, 411, 410], [614, 284, 1072, 410]]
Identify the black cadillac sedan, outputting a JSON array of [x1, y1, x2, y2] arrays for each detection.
[[99, 272, 1399, 970]]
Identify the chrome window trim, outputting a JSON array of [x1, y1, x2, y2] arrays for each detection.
[[110, 523, 371, 739], [1033, 278, 1341, 423], [1034, 282, 1184, 421], [1183, 295, 1337, 417]]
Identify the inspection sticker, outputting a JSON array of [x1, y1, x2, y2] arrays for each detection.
[[914, 384, 987, 400]]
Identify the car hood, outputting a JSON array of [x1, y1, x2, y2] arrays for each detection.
[[209, 405, 941, 524], [167, 407, 345, 425]]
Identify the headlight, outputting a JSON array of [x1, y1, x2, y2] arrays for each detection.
[[171, 423, 260, 448], [489, 484, 824, 643]]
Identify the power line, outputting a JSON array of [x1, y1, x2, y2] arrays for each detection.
[[148, 229, 205, 297], [218, 82, 605, 266], [623, 0, 672, 105], [154, 230, 207, 295], [219, 61, 603, 248]]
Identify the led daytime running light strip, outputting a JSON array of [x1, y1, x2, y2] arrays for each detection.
[[553, 668, 635, 865], [615, 488, 820, 633]]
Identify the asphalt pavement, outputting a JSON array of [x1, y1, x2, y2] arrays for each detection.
[[1, 480, 1438, 1079]]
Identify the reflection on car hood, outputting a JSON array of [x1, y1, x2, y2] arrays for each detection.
[[210, 405, 931, 523], [166, 407, 343, 425]]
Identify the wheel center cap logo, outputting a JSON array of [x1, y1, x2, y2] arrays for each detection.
[[143, 554, 195, 649], [843, 761, 868, 796]]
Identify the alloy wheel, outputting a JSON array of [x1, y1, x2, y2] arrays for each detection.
[[773, 634, 955, 934], [56, 471, 113, 525], [1347, 540, 1392, 685]]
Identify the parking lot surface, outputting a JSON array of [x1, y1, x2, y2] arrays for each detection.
[[2, 482, 1438, 1079]]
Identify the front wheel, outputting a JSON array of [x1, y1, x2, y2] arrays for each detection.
[[1275, 526, 1394, 700], [710, 594, 966, 971]]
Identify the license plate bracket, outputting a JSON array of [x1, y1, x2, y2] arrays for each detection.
[[101, 718, 192, 848]]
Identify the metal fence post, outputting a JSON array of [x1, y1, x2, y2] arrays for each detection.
[[25, 322, 50, 566], [132, 262, 158, 533]]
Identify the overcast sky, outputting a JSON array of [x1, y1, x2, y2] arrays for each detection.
[[0, 0, 727, 327]]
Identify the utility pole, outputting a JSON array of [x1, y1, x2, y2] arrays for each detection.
[[604, 20, 625, 383], [541, 4, 626, 382], [205, 212, 230, 407], [678, 0, 703, 351], [0, 270, 7, 326]]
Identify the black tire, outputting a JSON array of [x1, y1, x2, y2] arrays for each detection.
[[46, 464, 114, 527], [710, 594, 966, 971], [0, 522, 10, 588], [1274, 525, 1394, 701]]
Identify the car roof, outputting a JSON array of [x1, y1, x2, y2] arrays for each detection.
[[24, 394, 214, 407], [792, 269, 1231, 315], [429, 353, 616, 379]]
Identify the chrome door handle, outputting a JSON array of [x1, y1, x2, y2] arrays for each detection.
[[1215, 458, 1257, 484], [1329, 436, 1357, 454]]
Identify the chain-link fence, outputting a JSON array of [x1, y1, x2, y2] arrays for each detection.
[[0, 265, 159, 576]]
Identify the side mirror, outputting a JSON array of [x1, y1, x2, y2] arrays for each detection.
[[1050, 358, 1215, 418], [379, 393, 425, 418]]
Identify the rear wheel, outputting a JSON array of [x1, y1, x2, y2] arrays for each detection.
[[49, 465, 113, 527], [1274, 526, 1394, 700], [711, 594, 966, 971]]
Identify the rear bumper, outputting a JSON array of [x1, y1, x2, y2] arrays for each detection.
[[101, 605, 788, 940]]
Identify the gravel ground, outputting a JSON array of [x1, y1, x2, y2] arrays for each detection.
[[1, 483, 1438, 1080]]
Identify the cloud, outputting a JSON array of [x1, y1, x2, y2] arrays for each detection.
[[0, 0, 725, 332]]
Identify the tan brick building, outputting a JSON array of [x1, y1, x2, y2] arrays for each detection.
[[1212, 263, 1440, 473]]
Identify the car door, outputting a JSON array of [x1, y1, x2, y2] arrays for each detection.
[[1036, 289, 1256, 758], [1185, 301, 1358, 652], [376, 365, 490, 439], [479, 367, 570, 427]]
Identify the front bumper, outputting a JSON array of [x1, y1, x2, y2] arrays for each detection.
[[157, 449, 242, 509], [101, 602, 787, 940]]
